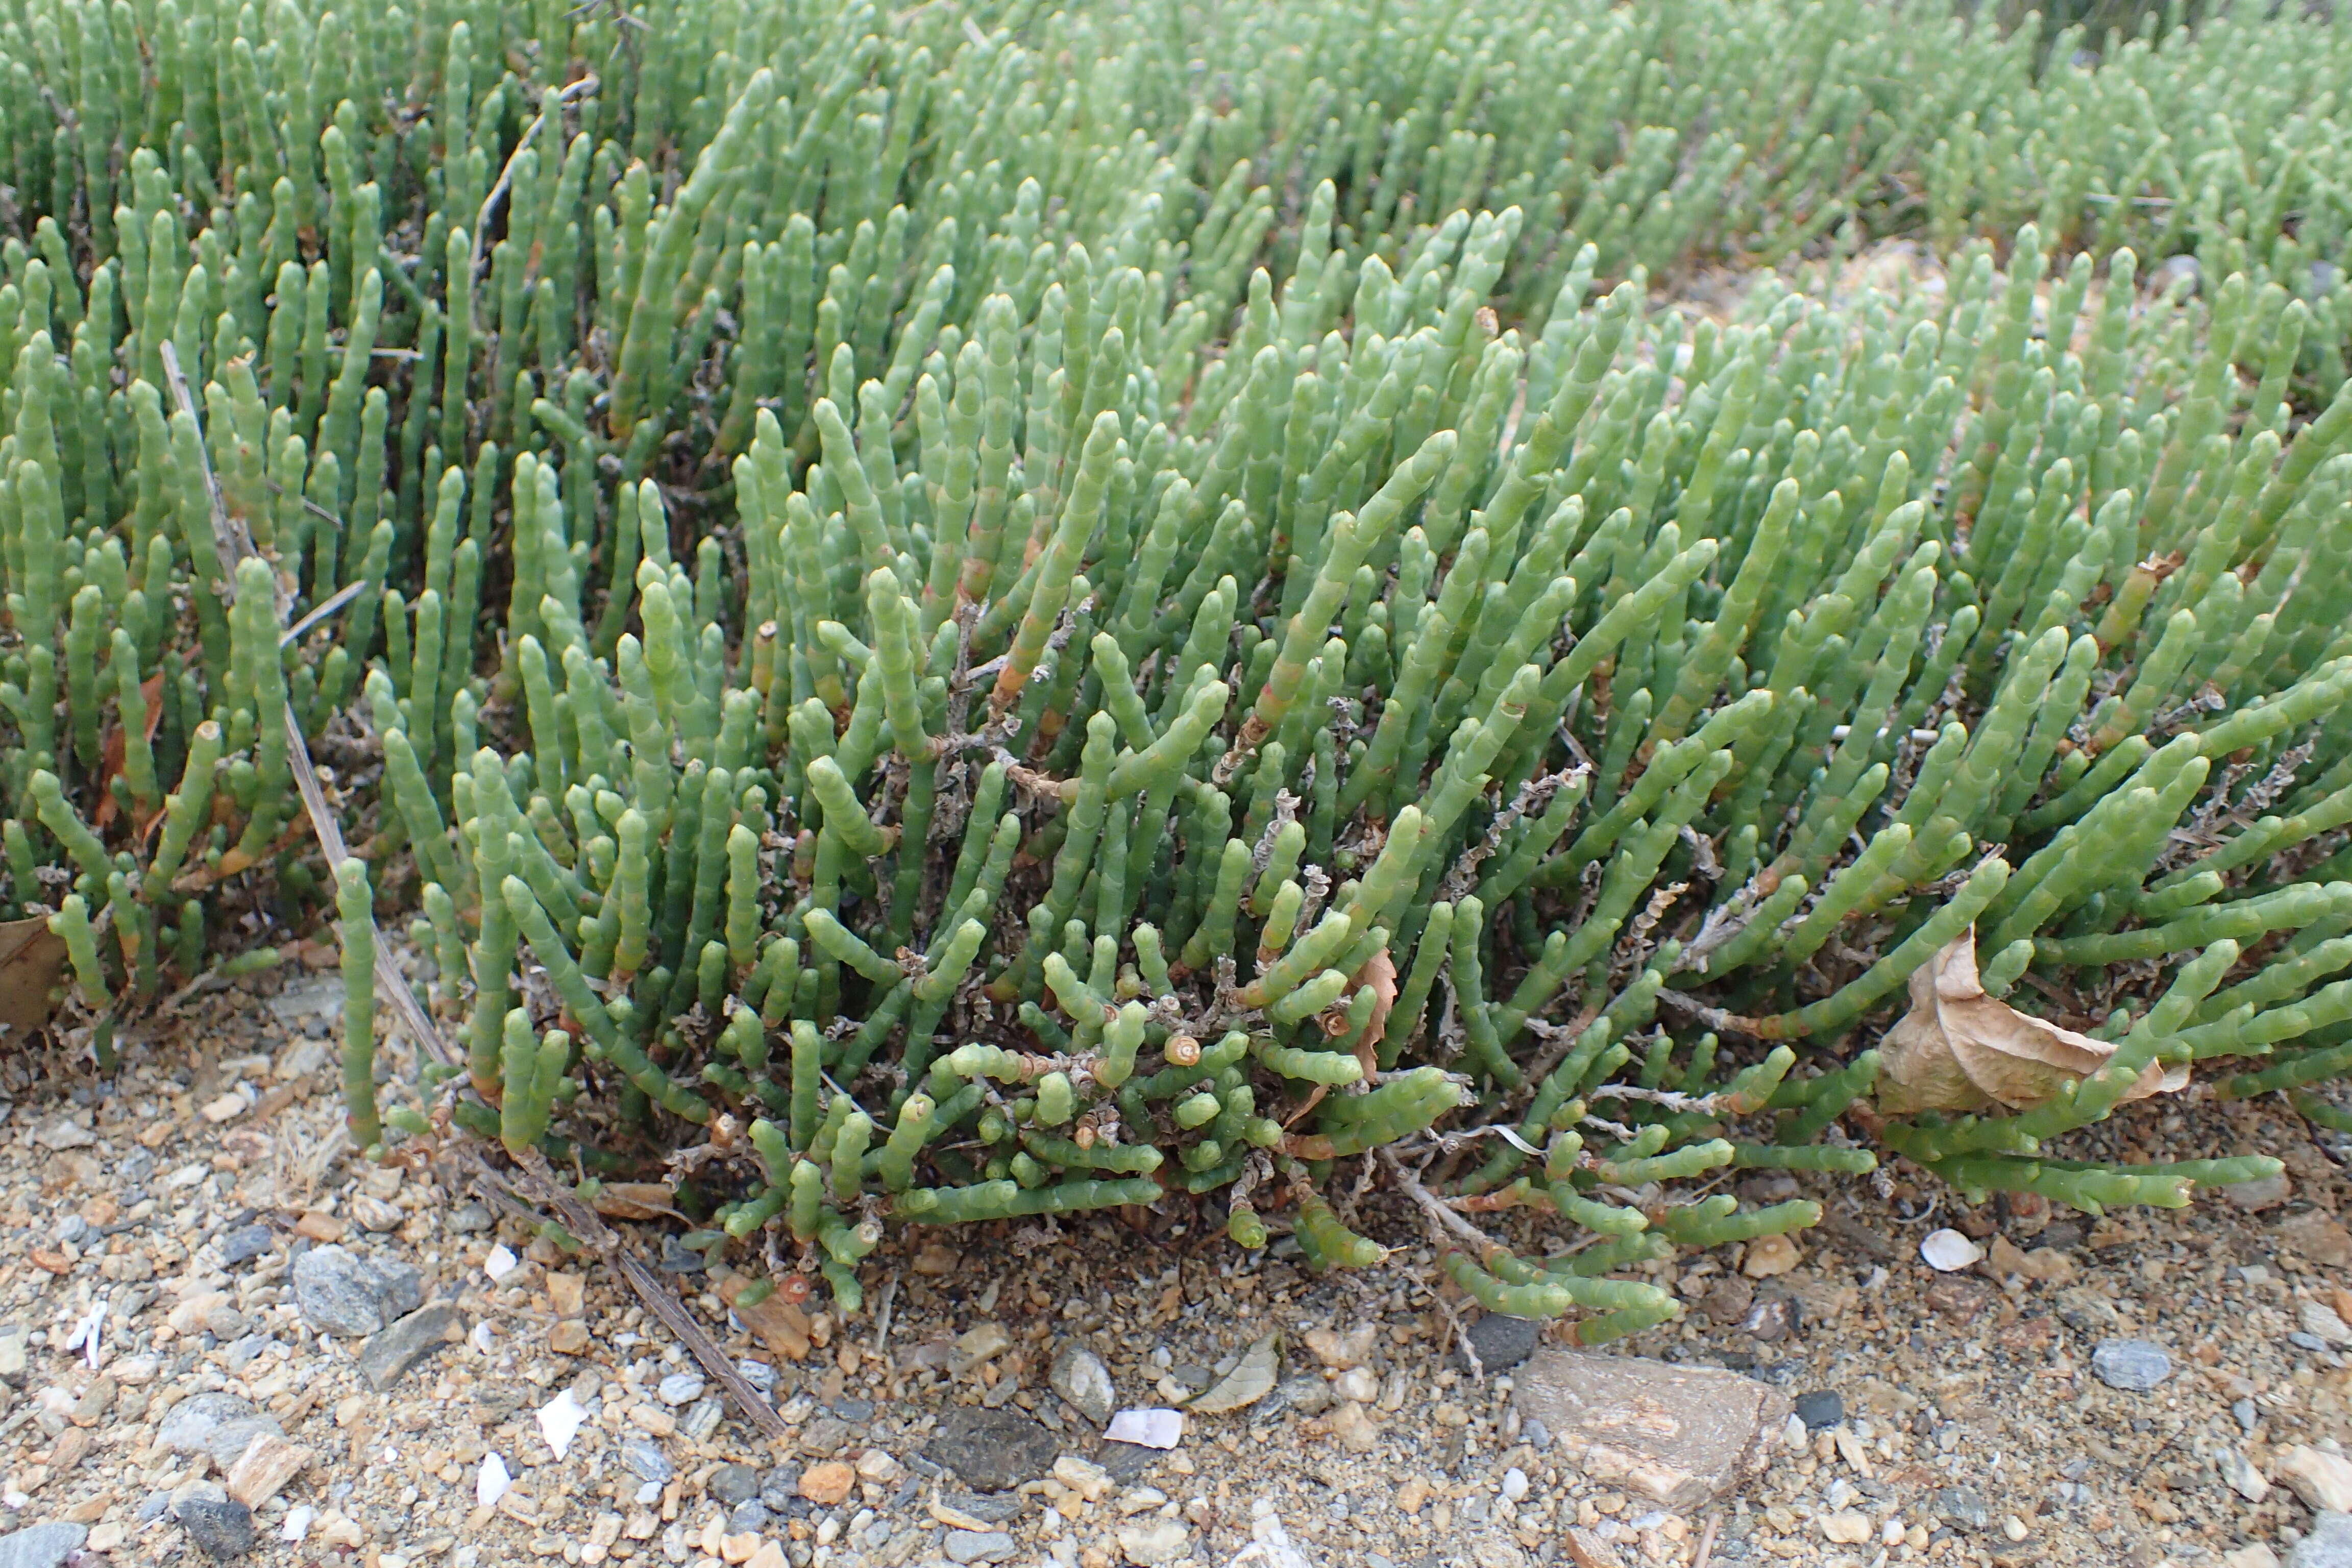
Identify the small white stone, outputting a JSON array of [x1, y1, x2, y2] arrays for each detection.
[[477, 1452, 511, 1509], [1104, 1408, 1184, 1449], [471, 1320, 497, 1355], [537, 1390, 586, 1460], [1920, 1229, 1983, 1271], [484, 1244, 521, 1282], [280, 1504, 314, 1543], [1500, 1468, 1529, 1502], [634, 1481, 662, 1506]]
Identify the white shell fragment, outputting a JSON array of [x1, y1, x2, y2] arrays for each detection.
[[536, 1390, 586, 1459], [1104, 1407, 1185, 1448], [477, 1451, 512, 1509], [484, 1244, 521, 1282], [1920, 1228, 1983, 1271]]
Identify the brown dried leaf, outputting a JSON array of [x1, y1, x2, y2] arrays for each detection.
[[1876, 928, 2187, 1114], [0, 916, 66, 1036]]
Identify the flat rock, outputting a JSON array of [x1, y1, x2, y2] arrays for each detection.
[[1509, 1349, 1790, 1509], [292, 1245, 423, 1337], [1050, 1344, 1116, 1425], [358, 1302, 459, 1390], [217, 1224, 273, 1267], [156, 1393, 286, 1471], [925, 1408, 1058, 1492], [1932, 1487, 1992, 1531], [1461, 1315, 1541, 1372], [175, 1496, 256, 1560], [2090, 1339, 2171, 1391], [2293, 1512, 2352, 1568], [0, 1522, 87, 1568], [1115, 1517, 1191, 1565], [621, 1438, 675, 1485], [945, 1529, 1017, 1564], [2277, 1446, 2352, 1513]]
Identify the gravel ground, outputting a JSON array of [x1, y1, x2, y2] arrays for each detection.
[[0, 970, 2347, 1568]]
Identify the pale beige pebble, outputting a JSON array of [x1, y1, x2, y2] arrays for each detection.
[[1560, 1527, 1628, 1567], [166, 1291, 234, 1335], [951, 1323, 1011, 1372], [550, 1320, 591, 1356], [719, 1531, 763, 1563], [623, 1512, 660, 1541], [1397, 1479, 1431, 1516], [587, 1513, 625, 1549], [744, 1543, 789, 1568], [911, 1242, 960, 1276], [547, 1272, 585, 1319], [854, 1448, 902, 1483], [799, 1461, 855, 1506], [294, 1210, 346, 1243], [1113, 1516, 1191, 1566], [316, 1511, 365, 1549], [1819, 1512, 1872, 1545], [1302, 1324, 1379, 1369], [201, 1092, 247, 1124], [351, 1194, 402, 1233], [631, 1403, 677, 1438], [2274, 1443, 2352, 1511], [1328, 1400, 1381, 1453], [2002, 1516, 2030, 1542], [86, 1522, 126, 1553], [2301, 1297, 2352, 1348], [226, 1431, 314, 1507], [1053, 1455, 1114, 1503], [1741, 1235, 1800, 1279], [929, 1500, 998, 1531], [2223, 1545, 2282, 1568], [59, 1497, 106, 1524], [1335, 1367, 1379, 1403]]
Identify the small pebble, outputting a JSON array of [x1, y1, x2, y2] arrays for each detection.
[[1500, 1467, 1529, 1503], [1793, 1390, 1845, 1430], [656, 1372, 705, 1408], [2237, 1398, 2261, 1433], [2091, 1339, 2172, 1392], [708, 1465, 760, 1507], [175, 1497, 256, 1561], [620, 1437, 675, 1485], [217, 1224, 273, 1267], [2291, 1331, 2332, 1353]]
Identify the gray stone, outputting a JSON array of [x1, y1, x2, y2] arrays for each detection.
[[1049, 1344, 1116, 1426], [736, 1360, 778, 1394], [1275, 1375, 1332, 1417], [925, 1408, 1058, 1491], [2293, 1511, 2352, 1568], [447, 1203, 493, 1234], [1094, 1441, 1159, 1484], [680, 1395, 723, 1442], [1510, 1348, 1791, 1509], [1792, 1391, 1844, 1431], [0, 1522, 87, 1568], [156, 1392, 287, 1469], [136, 1492, 172, 1524], [292, 1245, 424, 1337], [2237, 1397, 2261, 1433], [708, 1464, 761, 1506], [358, 1302, 460, 1391], [175, 1496, 256, 1559], [1460, 1314, 1540, 1373], [939, 1491, 1023, 1524], [217, 1224, 273, 1267], [945, 1530, 1017, 1564], [727, 1501, 771, 1535], [621, 1437, 675, 1484], [758, 1464, 803, 1512], [1115, 1517, 1191, 1565], [657, 1372, 705, 1407], [1932, 1487, 1992, 1531], [2090, 1339, 2172, 1392]]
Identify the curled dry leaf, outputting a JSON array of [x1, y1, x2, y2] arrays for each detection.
[[1876, 928, 2188, 1115], [1186, 1330, 1281, 1413]]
